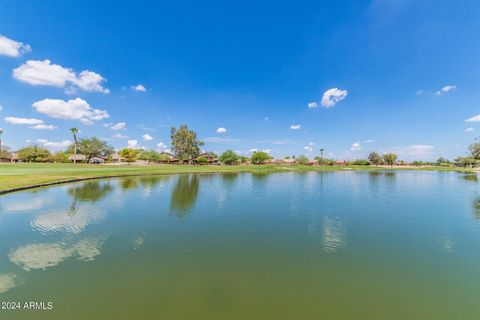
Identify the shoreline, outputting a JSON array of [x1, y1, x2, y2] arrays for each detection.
[[0, 163, 474, 195]]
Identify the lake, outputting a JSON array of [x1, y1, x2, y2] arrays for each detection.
[[0, 171, 480, 319]]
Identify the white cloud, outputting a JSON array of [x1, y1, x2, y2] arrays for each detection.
[[30, 124, 57, 130], [4, 117, 43, 125], [308, 142, 315, 146], [307, 102, 318, 109], [216, 127, 227, 134], [142, 134, 153, 141], [157, 142, 167, 150], [0, 105, 3, 111], [0, 35, 31, 57], [263, 149, 272, 154], [304, 145, 313, 152], [350, 141, 362, 151], [321, 88, 348, 108], [127, 140, 138, 148], [74, 71, 110, 94], [290, 124, 301, 130], [466, 114, 480, 123], [131, 84, 147, 92], [435, 85, 456, 96], [13, 60, 109, 94], [36, 139, 72, 150], [389, 144, 434, 161], [113, 133, 128, 139], [249, 148, 258, 153], [111, 122, 126, 130], [32, 98, 109, 125], [465, 127, 475, 133]]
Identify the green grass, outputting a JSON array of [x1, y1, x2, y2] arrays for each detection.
[[0, 162, 471, 193]]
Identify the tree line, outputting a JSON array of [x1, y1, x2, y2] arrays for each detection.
[[2, 124, 480, 167]]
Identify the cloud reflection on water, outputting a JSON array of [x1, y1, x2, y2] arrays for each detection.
[[9, 237, 104, 271]]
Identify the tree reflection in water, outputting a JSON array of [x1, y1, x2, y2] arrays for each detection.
[[472, 197, 480, 219], [67, 181, 114, 216], [120, 177, 138, 190], [170, 175, 200, 218]]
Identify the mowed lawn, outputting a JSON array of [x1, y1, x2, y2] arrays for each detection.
[[0, 162, 469, 193]]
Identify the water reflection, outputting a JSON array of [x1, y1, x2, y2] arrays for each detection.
[[9, 237, 104, 271], [170, 175, 200, 217], [462, 174, 478, 182], [120, 177, 138, 190], [139, 176, 171, 198], [322, 216, 347, 253], [0, 273, 19, 294], [68, 181, 114, 203], [472, 197, 480, 219]]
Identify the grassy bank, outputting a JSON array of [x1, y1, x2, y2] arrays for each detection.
[[0, 162, 471, 193]]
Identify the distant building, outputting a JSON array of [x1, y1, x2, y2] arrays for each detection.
[[111, 153, 126, 163], [68, 154, 87, 163], [0, 152, 17, 163], [196, 152, 220, 165], [159, 152, 180, 164]]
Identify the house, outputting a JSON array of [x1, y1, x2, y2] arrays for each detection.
[[89, 157, 105, 164], [68, 154, 87, 163], [0, 152, 17, 163], [283, 159, 297, 165], [335, 160, 348, 166], [111, 153, 126, 163], [196, 152, 220, 165], [159, 152, 180, 164]]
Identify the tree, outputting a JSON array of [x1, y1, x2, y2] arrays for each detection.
[[70, 128, 79, 164], [17, 145, 52, 162], [68, 137, 114, 163], [0, 145, 11, 159], [171, 125, 204, 162], [351, 159, 370, 165], [382, 153, 398, 167], [319, 148, 324, 160], [251, 151, 270, 164], [469, 139, 480, 159], [239, 156, 249, 163], [118, 148, 140, 163], [368, 152, 382, 166], [51, 151, 68, 163], [196, 156, 208, 165], [455, 156, 477, 168], [138, 150, 160, 163], [296, 155, 309, 165], [219, 150, 240, 165], [158, 153, 172, 162]]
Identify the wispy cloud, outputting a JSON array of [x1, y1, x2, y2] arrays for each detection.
[[290, 124, 301, 130]]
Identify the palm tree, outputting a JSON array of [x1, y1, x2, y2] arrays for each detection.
[[320, 148, 324, 160], [70, 128, 79, 164]]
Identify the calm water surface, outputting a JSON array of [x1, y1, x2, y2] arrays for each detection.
[[0, 171, 480, 319]]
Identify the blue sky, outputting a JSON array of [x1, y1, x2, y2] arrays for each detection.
[[1, 0, 480, 161]]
